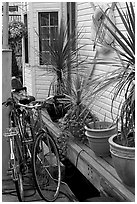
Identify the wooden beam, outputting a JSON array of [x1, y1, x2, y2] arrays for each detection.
[[67, 141, 135, 202], [41, 110, 62, 139]]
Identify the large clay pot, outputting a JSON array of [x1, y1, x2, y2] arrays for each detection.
[[85, 121, 117, 157], [109, 134, 135, 187]]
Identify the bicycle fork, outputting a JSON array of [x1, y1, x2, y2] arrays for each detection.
[[9, 137, 19, 181]]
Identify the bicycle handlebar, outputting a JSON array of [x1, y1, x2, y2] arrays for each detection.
[[17, 96, 55, 109], [3, 93, 69, 110], [17, 102, 42, 109], [11, 87, 27, 93]]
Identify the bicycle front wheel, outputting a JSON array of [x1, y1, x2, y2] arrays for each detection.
[[9, 112, 25, 201], [33, 130, 61, 201], [14, 172, 24, 202], [12, 137, 25, 202]]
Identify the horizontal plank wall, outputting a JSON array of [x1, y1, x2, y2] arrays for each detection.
[[76, 2, 130, 122]]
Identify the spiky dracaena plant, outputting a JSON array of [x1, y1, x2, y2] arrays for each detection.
[[60, 71, 99, 142], [90, 2, 135, 146], [38, 18, 85, 96]]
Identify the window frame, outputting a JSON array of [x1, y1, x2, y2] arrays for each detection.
[[24, 13, 29, 64], [67, 2, 76, 51], [2, 5, 18, 13], [38, 10, 59, 65]]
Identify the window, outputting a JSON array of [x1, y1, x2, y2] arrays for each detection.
[[24, 14, 28, 63], [9, 6, 18, 12], [67, 2, 76, 50], [38, 12, 58, 65], [2, 5, 18, 13]]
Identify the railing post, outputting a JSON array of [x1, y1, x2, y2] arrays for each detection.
[[2, 2, 9, 49], [2, 2, 12, 180]]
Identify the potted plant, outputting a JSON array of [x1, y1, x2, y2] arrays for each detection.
[[36, 18, 85, 121], [59, 72, 99, 143], [91, 2, 135, 186], [85, 121, 117, 157], [8, 20, 27, 79]]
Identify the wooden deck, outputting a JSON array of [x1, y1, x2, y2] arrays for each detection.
[[11, 92, 135, 202], [67, 141, 135, 202], [41, 111, 135, 202]]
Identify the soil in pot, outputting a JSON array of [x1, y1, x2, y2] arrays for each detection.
[[85, 121, 117, 157]]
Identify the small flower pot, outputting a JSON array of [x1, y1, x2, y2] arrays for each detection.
[[85, 121, 117, 157]]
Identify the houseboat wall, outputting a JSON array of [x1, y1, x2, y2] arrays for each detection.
[[76, 2, 131, 122], [22, 2, 67, 100], [22, 2, 134, 122]]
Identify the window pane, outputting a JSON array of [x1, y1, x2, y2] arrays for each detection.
[[50, 12, 58, 25], [41, 40, 49, 51], [51, 39, 56, 50], [40, 13, 49, 26], [24, 14, 28, 63], [9, 6, 18, 12], [41, 52, 51, 65], [50, 27, 58, 39], [41, 27, 49, 39]]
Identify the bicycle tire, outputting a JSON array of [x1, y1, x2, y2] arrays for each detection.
[[12, 136, 25, 202], [33, 130, 61, 201], [9, 111, 25, 201], [14, 172, 24, 202]]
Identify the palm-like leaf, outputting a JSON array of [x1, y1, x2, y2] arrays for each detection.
[[38, 19, 85, 95], [61, 71, 99, 142], [91, 2, 135, 145]]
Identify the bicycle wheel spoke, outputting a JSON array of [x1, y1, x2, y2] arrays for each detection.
[[13, 137, 25, 201], [8, 111, 25, 202], [33, 131, 61, 201]]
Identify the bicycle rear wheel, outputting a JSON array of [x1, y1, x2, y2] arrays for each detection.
[[33, 130, 61, 201]]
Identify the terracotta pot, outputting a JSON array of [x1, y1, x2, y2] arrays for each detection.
[[109, 134, 135, 187], [85, 122, 117, 157]]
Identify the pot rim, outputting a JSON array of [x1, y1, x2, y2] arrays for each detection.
[[85, 131, 111, 139], [109, 134, 135, 150], [84, 122, 116, 132]]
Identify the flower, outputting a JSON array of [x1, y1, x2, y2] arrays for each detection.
[[8, 20, 27, 43]]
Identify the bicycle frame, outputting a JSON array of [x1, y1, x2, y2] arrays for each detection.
[[7, 95, 35, 174], [17, 101, 44, 137], [3, 90, 62, 201]]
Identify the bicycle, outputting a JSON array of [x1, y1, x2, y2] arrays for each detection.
[[3, 87, 61, 202]]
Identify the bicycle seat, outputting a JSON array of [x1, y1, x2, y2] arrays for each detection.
[[19, 96, 35, 105]]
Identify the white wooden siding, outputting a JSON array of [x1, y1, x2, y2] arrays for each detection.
[[76, 2, 128, 122], [22, 2, 62, 100], [22, 2, 134, 121], [35, 66, 54, 100]]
